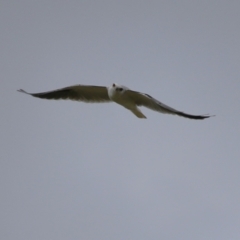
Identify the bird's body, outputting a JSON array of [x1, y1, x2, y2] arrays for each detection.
[[18, 83, 212, 120]]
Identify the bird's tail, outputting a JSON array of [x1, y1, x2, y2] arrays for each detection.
[[130, 107, 147, 119]]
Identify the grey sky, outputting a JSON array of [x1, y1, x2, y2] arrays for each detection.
[[1, 1, 240, 239]]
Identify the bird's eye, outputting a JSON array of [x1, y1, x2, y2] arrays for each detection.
[[112, 84, 116, 87]]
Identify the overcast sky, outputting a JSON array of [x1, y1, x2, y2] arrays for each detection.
[[1, 1, 240, 239]]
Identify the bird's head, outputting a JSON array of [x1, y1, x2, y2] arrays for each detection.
[[108, 83, 128, 99], [111, 83, 124, 93]]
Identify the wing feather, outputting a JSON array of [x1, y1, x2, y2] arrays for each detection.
[[18, 85, 111, 103], [126, 90, 211, 120]]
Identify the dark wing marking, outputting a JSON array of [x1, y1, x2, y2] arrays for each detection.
[[18, 85, 111, 103], [126, 90, 212, 120]]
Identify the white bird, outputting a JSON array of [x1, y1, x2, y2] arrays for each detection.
[[18, 83, 212, 120]]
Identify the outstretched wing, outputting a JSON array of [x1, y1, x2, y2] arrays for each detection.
[[126, 90, 212, 120], [18, 85, 111, 103]]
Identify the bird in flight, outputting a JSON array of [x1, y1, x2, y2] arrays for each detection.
[[18, 83, 212, 120]]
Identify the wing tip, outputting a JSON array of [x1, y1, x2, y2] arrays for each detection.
[[200, 114, 216, 119], [181, 113, 215, 120], [17, 89, 29, 94]]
